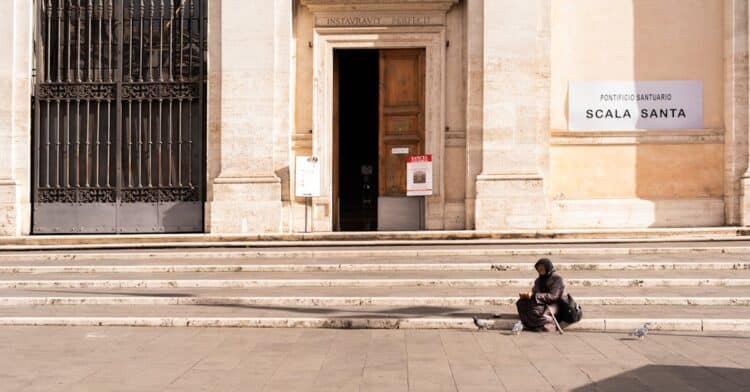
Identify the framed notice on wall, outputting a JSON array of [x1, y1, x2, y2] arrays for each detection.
[[568, 80, 703, 130], [406, 155, 433, 196], [295, 156, 321, 198]]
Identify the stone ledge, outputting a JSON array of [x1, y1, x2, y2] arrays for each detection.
[[549, 198, 726, 229], [551, 129, 724, 145], [0, 261, 747, 273], [0, 296, 747, 307], [3, 244, 750, 260], [212, 176, 281, 185], [0, 316, 748, 332], [301, 0, 459, 13], [0, 278, 747, 289], [0, 226, 743, 245]]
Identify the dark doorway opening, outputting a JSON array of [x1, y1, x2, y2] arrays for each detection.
[[335, 50, 379, 231]]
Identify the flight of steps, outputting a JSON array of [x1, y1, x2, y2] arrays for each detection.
[[0, 246, 749, 332]]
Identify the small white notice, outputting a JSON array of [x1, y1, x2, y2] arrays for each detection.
[[569, 80, 703, 130], [406, 155, 433, 196], [295, 156, 320, 197], [392, 147, 410, 155]]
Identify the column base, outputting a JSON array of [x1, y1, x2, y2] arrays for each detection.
[[209, 177, 282, 233], [739, 176, 750, 226], [311, 197, 333, 233], [475, 174, 546, 230], [0, 181, 21, 236]]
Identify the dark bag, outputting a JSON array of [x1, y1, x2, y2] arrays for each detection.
[[556, 294, 583, 323]]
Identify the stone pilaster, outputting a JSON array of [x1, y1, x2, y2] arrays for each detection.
[[208, 0, 290, 233], [729, 0, 750, 226], [474, 0, 550, 230], [0, 0, 32, 236], [464, 0, 483, 229]]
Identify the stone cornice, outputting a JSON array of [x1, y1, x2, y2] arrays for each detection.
[[300, 0, 459, 12]]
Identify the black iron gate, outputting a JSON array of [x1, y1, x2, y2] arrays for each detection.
[[32, 0, 206, 234]]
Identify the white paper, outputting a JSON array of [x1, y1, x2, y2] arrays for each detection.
[[295, 156, 321, 197], [406, 155, 433, 196]]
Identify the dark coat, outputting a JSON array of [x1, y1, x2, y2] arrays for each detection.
[[516, 272, 568, 332]]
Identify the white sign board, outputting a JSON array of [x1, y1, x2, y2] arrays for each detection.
[[295, 156, 320, 197], [569, 81, 703, 130], [406, 155, 433, 196]]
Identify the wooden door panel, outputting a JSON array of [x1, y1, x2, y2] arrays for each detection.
[[379, 49, 425, 197], [383, 58, 420, 106], [384, 115, 419, 136], [382, 142, 419, 195]]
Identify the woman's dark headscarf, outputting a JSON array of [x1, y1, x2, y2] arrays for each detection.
[[534, 258, 555, 282]]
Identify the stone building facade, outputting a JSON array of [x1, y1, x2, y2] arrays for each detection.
[[0, 0, 748, 235]]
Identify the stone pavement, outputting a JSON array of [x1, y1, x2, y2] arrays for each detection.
[[1, 327, 749, 391]]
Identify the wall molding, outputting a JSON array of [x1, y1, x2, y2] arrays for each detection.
[[551, 129, 724, 145]]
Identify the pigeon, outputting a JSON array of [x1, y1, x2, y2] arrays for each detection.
[[473, 316, 491, 331], [511, 321, 524, 335], [631, 323, 650, 340]]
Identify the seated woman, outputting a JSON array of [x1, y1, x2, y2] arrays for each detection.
[[516, 258, 568, 332]]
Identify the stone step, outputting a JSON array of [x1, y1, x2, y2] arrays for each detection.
[[1, 277, 748, 289], [0, 227, 743, 247], [1, 295, 747, 307], [4, 285, 749, 297], [2, 269, 748, 279], [0, 303, 747, 333], [0, 316, 746, 332], [0, 252, 746, 266], [4, 242, 750, 261], [1, 261, 747, 272], [0, 303, 745, 319]]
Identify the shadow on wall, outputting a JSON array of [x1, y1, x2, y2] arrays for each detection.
[[572, 365, 750, 391], [632, 0, 724, 227]]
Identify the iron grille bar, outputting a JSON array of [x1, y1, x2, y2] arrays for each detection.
[[165, 0, 172, 191], [176, 1, 183, 186], [168, 0, 173, 82], [106, 0, 112, 187], [95, 0, 102, 187], [115, 0, 123, 205], [195, 0, 203, 190], [34, 3, 42, 199], [185, 0, 191, 187]]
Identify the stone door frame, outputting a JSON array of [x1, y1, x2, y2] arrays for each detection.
[[310, 27, 447, 231]]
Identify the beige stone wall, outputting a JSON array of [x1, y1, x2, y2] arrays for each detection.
[[474, 0, 550, 230], [551, 0, 724, 129], [0, 0, 15, 235], [551, 144, 724, 199], [443, 2, 467, 230], [0, 0, 32, 236], [207, 0, 289, 233], [291, 3, 316, 232], [549, 0, 727, 228], [727, 0, 750, 225]]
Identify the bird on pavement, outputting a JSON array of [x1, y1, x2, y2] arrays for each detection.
[[473, 316, 491, 331], [631, 323, 651, 340], [511, 321, 524, 335]]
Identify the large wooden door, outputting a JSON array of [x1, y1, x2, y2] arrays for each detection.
[[379, 49, 425, 197]]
